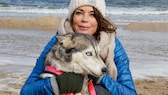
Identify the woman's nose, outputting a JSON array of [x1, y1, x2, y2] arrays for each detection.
[[81, 14, 89, 22]]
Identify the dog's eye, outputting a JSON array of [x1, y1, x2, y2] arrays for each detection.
[[86, 52, 92, 56]]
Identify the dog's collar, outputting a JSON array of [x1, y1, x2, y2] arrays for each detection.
[[88, 80, 96, 95], [45, 66, 64, 75]]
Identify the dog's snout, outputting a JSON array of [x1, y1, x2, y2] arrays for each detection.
[[102, 67, 108, 74]]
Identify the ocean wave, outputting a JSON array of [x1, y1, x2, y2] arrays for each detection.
[[1, 6, 168, 15], [106, 7, 168, 15], [0, 6, 168, 22], [0, 6, 68, 14], [0, 2, 9, 7]]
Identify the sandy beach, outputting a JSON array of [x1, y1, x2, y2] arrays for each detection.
[[0, 15, 168, 31], [124, 22, 168, 32], [0, 16, 168, 95], [0, 65, 168, 95], [0, 15, 61, 30]]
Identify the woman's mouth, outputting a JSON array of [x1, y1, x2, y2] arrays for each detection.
[[79, 26, 89, 30]]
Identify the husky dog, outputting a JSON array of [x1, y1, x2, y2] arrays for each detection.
[[40, 33, 107, 95]]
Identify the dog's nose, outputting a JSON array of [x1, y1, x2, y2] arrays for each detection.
[[101, 67, 108, 74]]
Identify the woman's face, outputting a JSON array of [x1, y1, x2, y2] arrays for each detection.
[[72, 6, 98, 35]]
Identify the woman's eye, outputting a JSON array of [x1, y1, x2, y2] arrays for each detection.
[[86, 52, 92, 56], [90, 13, 95, 16], [75, 11, 82, 15]]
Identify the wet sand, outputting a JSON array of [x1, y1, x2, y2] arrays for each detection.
[[135, 77, 168, 95], [0, 65, 32, 95], [0, 16, 168, 95], [0, 69, 168, 95]]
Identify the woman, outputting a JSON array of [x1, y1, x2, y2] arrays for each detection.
[[20, 0, 137, 95]]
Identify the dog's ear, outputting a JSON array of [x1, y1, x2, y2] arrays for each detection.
[[57, 33, 72, 45]]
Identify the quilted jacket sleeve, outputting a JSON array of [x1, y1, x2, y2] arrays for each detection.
[[100, 38, 137, 95], [20, 35, 57, 95]]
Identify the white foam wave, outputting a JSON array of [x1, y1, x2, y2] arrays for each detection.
[[0, 6, 68, 14], [106, 7, 168, 15], [0, 6, 168, 15], [107, 10, 168, 15], [0, 6, 168, 23]]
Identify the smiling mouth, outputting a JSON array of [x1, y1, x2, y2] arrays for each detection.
[[79, 26, 89, 30]]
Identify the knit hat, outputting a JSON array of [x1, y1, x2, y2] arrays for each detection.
[[68, 0, 106, 19]]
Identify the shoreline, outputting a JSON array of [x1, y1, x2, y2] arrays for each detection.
[[0, 73, 168, 95], [0, 15, 168, 32], [0, 64, 168, 95]]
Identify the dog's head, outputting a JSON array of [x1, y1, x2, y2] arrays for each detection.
[[46, 33, 107, 77]]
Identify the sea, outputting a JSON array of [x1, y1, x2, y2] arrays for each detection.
[[0, 0, 168, 93], [0, 0, 168, 23]]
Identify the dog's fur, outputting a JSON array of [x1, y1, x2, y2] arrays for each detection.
[[40, 33, 107, 95]]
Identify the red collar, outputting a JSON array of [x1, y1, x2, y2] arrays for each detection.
[[45, 66, 64, 75], [88, 80, 96, 95], [45, 66, 96, 95]]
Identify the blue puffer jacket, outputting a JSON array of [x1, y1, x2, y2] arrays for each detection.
[[20, 34, 137, 95]]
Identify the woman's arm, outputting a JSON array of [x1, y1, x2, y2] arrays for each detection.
[[20, 35, 57, 95], [100, 38, 137, 95]]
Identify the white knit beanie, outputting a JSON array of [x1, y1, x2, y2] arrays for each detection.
[[68, 0, 106, 19]]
